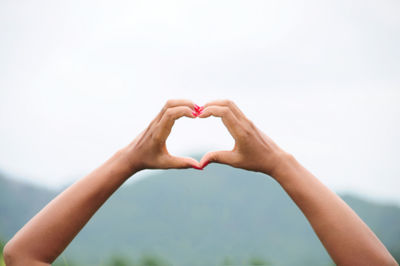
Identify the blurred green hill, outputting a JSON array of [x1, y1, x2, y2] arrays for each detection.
[[1, 165, 399, 265]]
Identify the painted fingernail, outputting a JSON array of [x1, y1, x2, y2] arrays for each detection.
[[192, 111, 198, 117], [192, 165, 203, 170], [201, 160, 211, 169], [194, 104, 200, 110], [199, 106, 204, 111]]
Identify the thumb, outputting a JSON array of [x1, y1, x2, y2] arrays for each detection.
[[164, 155, 200, 169], [200, 150, 236, 169]]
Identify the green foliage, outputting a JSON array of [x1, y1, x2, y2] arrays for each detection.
[[221, 257, 233, 265], [0, 237, 5, 266], [52, 255, 78, 266], [0, 239, 4, 255], [249, 257, 271, 266], [138, 254, 170, 266], [103, 254, 170, 266], [106, 254, 134, 266], [220, 257, 271, 266], [1, 168, 400, 266]]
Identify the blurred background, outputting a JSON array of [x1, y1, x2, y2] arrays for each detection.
[[0, 0, 399, 265]]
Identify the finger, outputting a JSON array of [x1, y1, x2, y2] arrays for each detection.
[[162, 155, 201, 169], [197, 106, 242, 139], [203, 99, 245, 120], [200, 150, 237, 168], [156, 106, 195, 142], [147, 99, 196, 130], [155, 99, 197, 123]]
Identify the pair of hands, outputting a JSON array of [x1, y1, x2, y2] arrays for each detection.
[[122, 99, 289, 178], [5, 100, 396, 266]]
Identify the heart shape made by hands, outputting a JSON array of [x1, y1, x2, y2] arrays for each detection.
[[167, 104, 234, 170]]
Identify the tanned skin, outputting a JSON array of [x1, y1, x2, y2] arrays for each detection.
[[3, 99, 398, 266]]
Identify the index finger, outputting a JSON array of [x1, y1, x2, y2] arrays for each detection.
[[203, 99, 246, 120], [155, 99, 196, 123], [155, 106, 196, 142], [198, 105, 243, 140]]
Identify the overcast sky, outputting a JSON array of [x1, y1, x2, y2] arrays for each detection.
[[1, 0, 399, 203]]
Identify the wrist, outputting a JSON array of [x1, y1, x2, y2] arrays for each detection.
[[112, 147, 141, 178], [267, 151, 299, 182]]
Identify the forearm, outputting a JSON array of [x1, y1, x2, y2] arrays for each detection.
[[271, 153, 397, 266], [3, 99, 199, 265], [197, 100, 397, 265], [4, 149, 135, 265]]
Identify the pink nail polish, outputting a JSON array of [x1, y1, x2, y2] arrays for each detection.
[[192, 111, 198, 117], [194, 104, 200, 110], [201, 160, 210, 169]]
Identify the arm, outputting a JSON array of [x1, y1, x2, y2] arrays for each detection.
[[198, 100, 398, 266], [3, 99, 201, 266]]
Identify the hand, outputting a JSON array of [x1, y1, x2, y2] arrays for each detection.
[[121, 99, 201, 173], [198, 100, 290, 177]]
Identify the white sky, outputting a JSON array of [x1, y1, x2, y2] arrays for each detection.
[[1, 0, 399, 203]]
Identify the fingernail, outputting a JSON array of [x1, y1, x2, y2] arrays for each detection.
[[192, 111, 198, 117], [192, 165, 202, 170], [201, 160, 210, 169], [199, 106, 204, 111], [194, 104, 200, 110]]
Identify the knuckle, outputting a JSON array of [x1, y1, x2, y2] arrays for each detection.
[[164, 108, 174, 118], [237, 130, 247, 139], [221, 107, 230, 115], [244, 128, 252, 137], [209, 152, 217, 162], [238, 125, 252, 138], [222, 99, 232, 106], [186, 109, 193, 116], [151, 131, 162, 142], [165, 99, 175, 107], [247, 119, 256, 128]]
